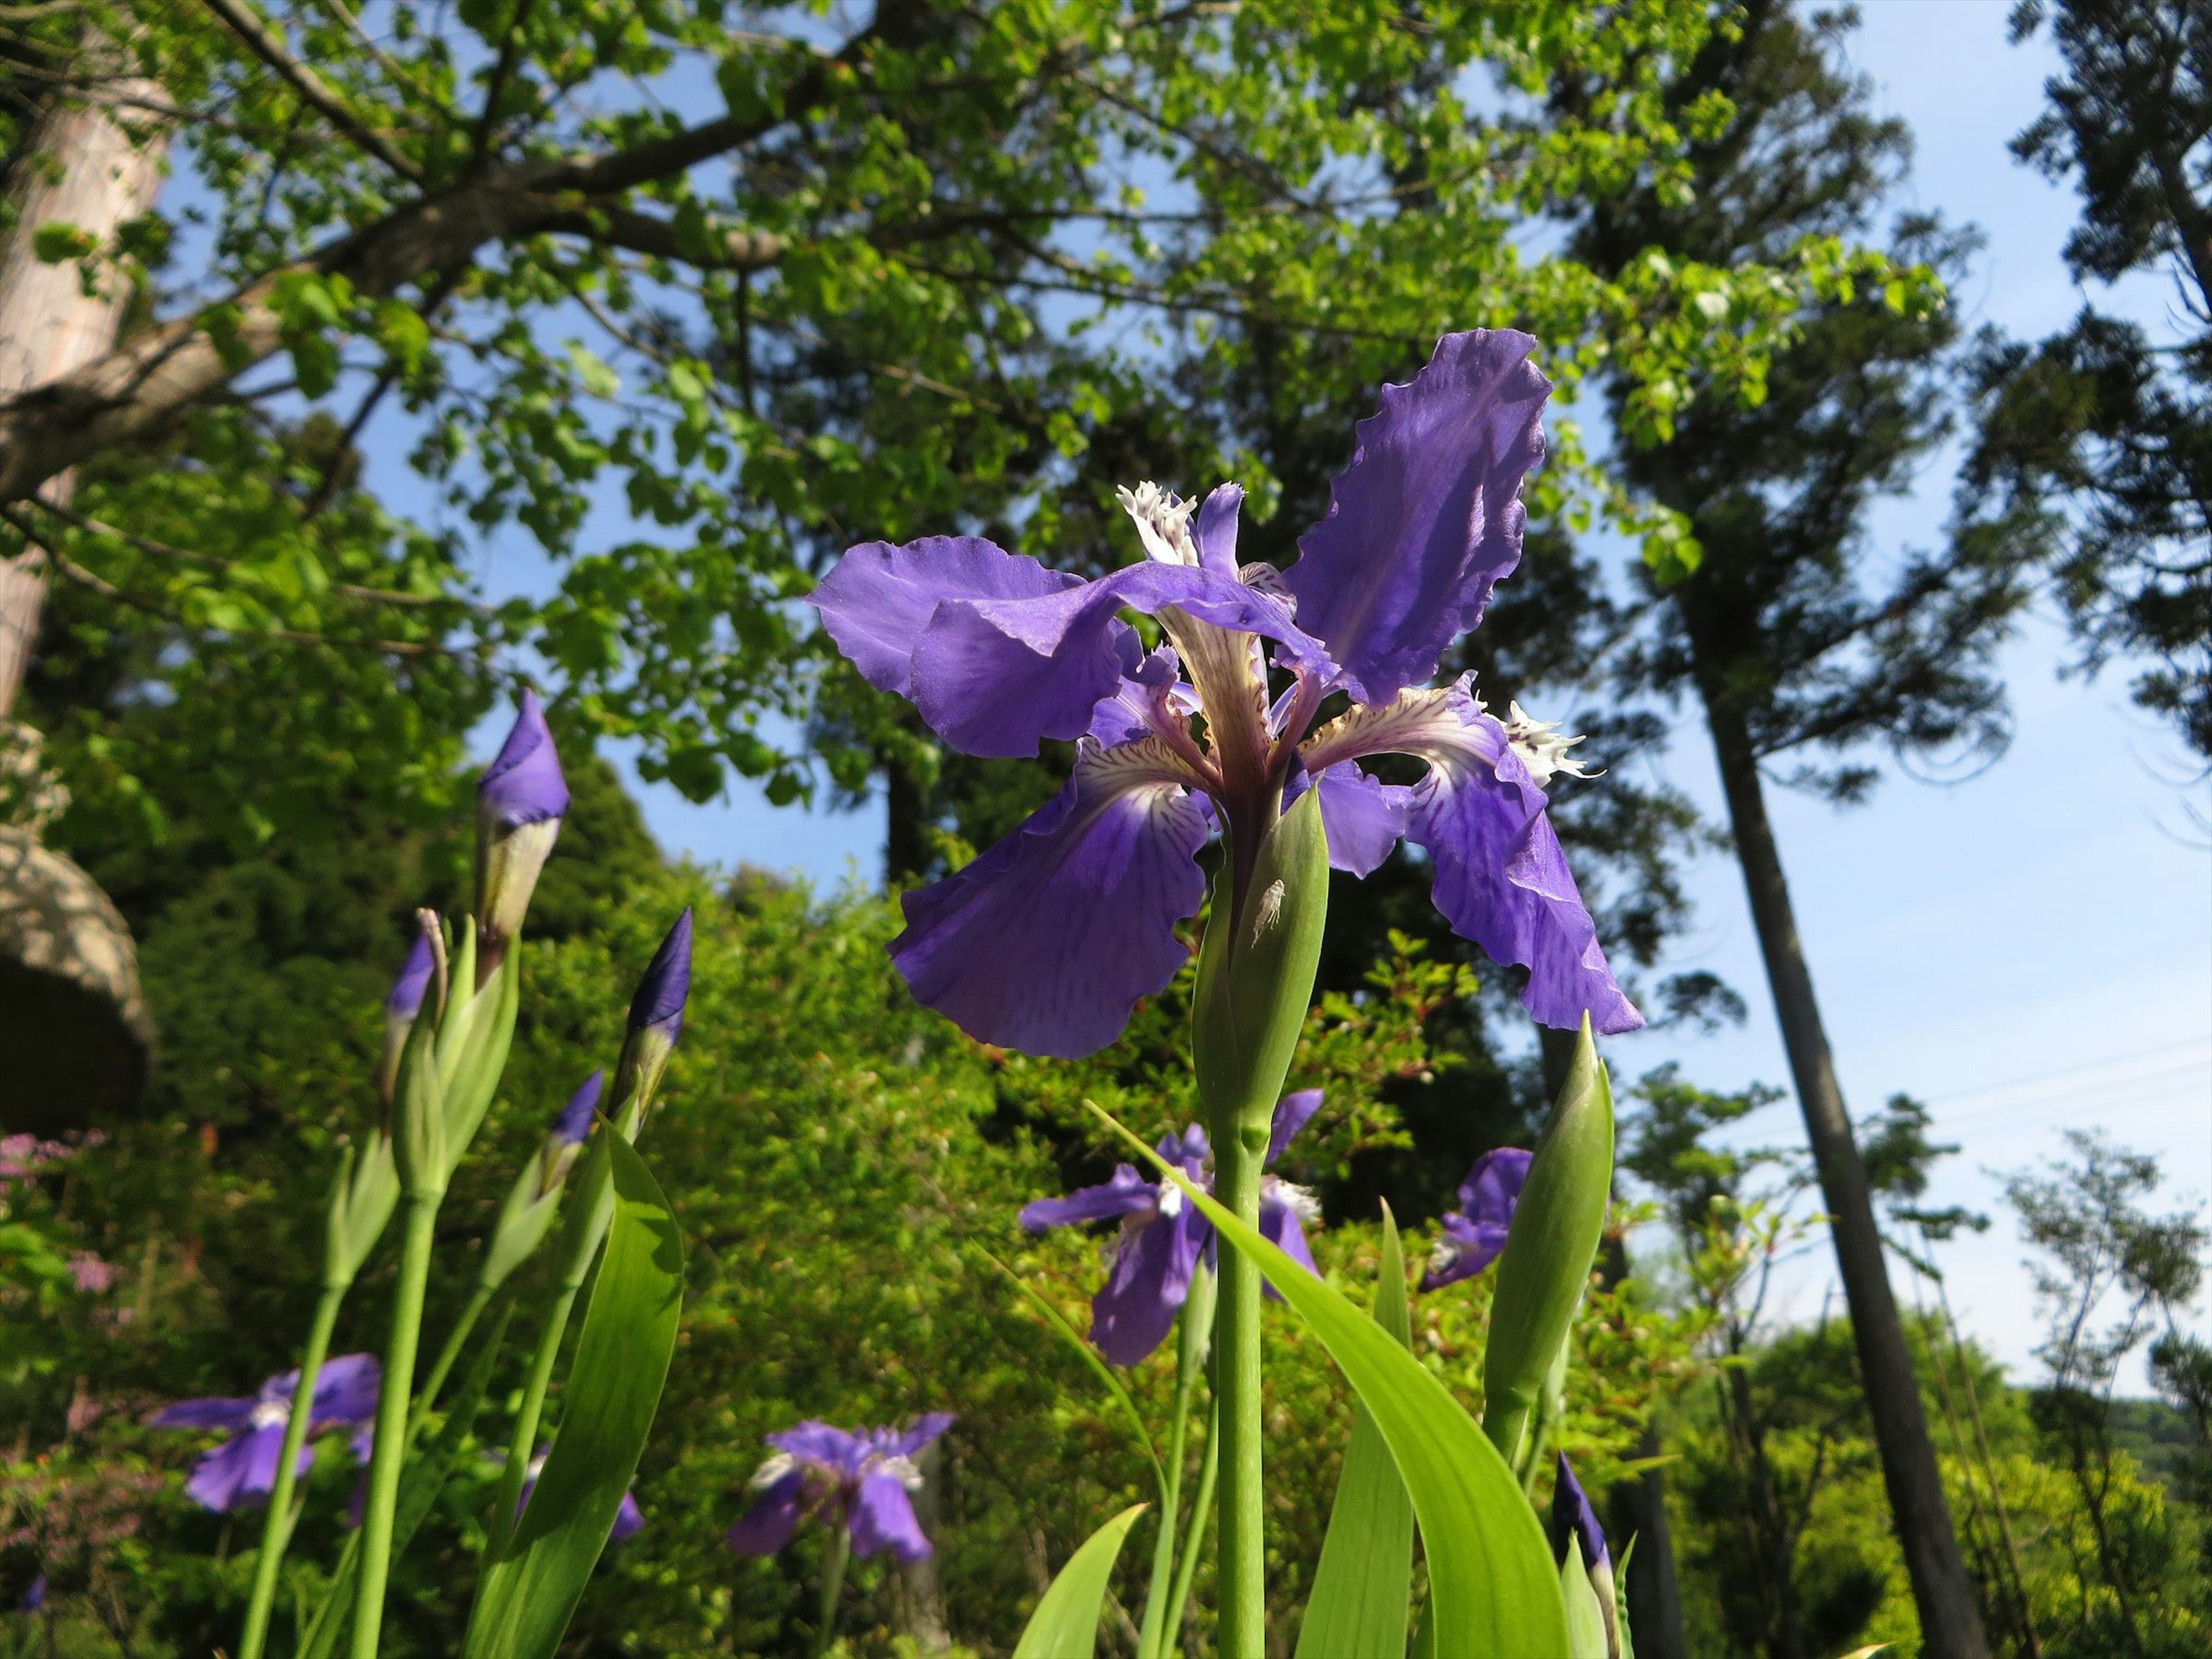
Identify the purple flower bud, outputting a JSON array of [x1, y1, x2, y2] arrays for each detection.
[[554, 1070, 604, 1145], [1549, 1453, 1609, 1571], [475, 692, 570, 949], [385, 933, 437, 1020], [628, 909, 692, 1040]]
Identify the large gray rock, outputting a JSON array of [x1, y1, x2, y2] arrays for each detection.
[[0, 828, 151, 1130]]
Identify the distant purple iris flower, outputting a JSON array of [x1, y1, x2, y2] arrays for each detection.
[[1422, 1147, 1532, 1291], [810, 331, 1640, 1059], [152, 1354, 380, 1512], [729, 1414, 954, 1562], [1021, 1089, 1324, 1365], [1550, 1453, 1609, 1571], [18, 1574, 44, 1612]]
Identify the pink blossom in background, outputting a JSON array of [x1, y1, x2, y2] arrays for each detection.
[[69, 1253, 115, 1294]]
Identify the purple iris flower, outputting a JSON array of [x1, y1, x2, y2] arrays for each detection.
[[151, 1353, 380, 1512], [1421, 1146, 1532, 1291], [476, 690, 570, 945], [1550, 1453, 1609, 1571], [1020, 1089, 1324, 1366], [809, 331, 1641, 1059], [728, 1414, 955, 1562], [18, 1574, 44, 1612]]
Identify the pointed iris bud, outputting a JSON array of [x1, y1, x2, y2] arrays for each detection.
[[611, 909, 692, 1130], [482, 1069, 604, 1291], [377, 925, 441, 1105], [1550, 1455, 1621, 1659], [541, 1069, 603, 1194], [474, 691, 570, 964]]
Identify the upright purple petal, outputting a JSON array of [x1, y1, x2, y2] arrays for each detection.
[[385, 933, 436, 1020], [1423, 1212, 1513, 1291], [727, 1471, 808, 1555], [1192, 483, 1245, 576], [768, 1422, 869, 1474], [479, 690, 570, 829], [628, 909, 693, 1041], [890, 1413, 956, 1460], [1284, 331, 1551, 704], [309, 1354, 382, 1428], [808, 536, 1083, 698], [1457, 1147, 1533, 1226], [1265, 1090, 1325, 1169], [554, 1070, 604, 1144], [1259, 1183, 1320, 1281], [1021, 1165, 1159, 1232], [849, 1473, 933, 1559], [1091, 1205, 1209, 1366], [1550, 1454, 1610, 1569], [891, 739, 1211, 1058], [909, 562, 1330, 759], [150, 1396, 257, 1430]]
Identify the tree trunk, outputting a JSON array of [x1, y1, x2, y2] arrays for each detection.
[[0, 62, 169, 716], [1698, 687, 1991, 1659]]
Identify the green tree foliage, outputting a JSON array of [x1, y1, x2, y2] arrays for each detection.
[[1956, 0, 2211, 759]]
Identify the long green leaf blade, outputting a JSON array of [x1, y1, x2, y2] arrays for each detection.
[[463, 1135, 683, 1659], [1012, 1503, 1148, 1659], [1296, 1203, 1415, 1659], [1104, 1111, 1568, 1658]]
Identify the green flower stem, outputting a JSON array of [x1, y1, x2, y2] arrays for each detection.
[[415, 1284, 494, 1425], [1211, 1115, 1269, 1659], [1137, 1268, 1216, 1659], [349, 1196, 441, 1659], [237, 1280, 346, 1659], [810, 1527, 851, 1659], [1166, 1396, 1221, 1654]]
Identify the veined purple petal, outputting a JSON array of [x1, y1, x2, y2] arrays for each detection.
[[1284, 331, 1551, 704], [1292, 763, 1410, 877], [1265, 1089, 1324, 1169], [309, 1354, 382, 1428], [808, 536, 1082, 698], [1193, 483, 1245, 576], [1086, 649, 1192, 748], [385, 933, 436, 1020], [1092, 1203, 1209, 1367], [1021, 1165, 1159, 1232], [1457, 1146, 1532, 1226], [910, 562, 1330, 760], [727, 1471, 808, 1555], [1422, 1213, 1513, 1291], [554, 1070, 604, 1144], [628, 908, 692, 1039], [151, 1395, 257, 1431], [1550, 1453, 1610, 1570], [850, 1472, 933, 1560], [889, 1412, 955, 1460], [480, 690, 570, 829], [891, 738, 1211, 1058]]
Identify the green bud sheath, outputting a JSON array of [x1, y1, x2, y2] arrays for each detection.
[[1192, 786, 1330, 1134], [388, 1002, 449, 1200], [1482, 1015, 1613, 1466]]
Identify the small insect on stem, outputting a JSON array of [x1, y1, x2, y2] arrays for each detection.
[[1248, 879, 1285, 946]]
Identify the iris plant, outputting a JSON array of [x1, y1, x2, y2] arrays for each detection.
[[153, 1354, 380, 1513], [1422, 1147, 1532, 1291], [1551, 1454, 1622, 1659], [1019, 1090, 1323, 1366]]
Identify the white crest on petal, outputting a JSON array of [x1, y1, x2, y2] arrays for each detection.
[[749, 1452, 798, 1488], [249, 1400, 289, 1431], [869, 1452, 925, 1491], [1116, 482, 1200, 566], [1267, 1178, 1320, 1222], [1155, 1182, 1185, 1219], [1429, 1237, 1462, 1275], [1501, 700, 1592, 784]]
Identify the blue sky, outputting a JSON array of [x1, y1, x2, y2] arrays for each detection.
[[398, 2, 2207, 1385]]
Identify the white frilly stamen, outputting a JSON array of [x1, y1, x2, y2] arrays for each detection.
[[869, 1453, 925, 1491], [1267, 1179, 1320, 1222], [749, 1452, 798, 1488], [1155, 1183, 1185, 1219], [1500, 700, 1592, 785], [1116, 482, 1200, 566]]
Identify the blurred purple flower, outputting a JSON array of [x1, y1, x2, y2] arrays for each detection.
[[1422, 1147, 1532, 1291], [728, 1415, 953, 1562], [17, 1574, 43, 1612], [1020, 1090, 1323, 1365], [475, 690, 569, 944], [810, 331, 1639, 1059], [152, 1354, 380, 1513]]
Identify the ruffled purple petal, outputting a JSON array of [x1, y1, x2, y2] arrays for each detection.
[[768, 1422, 869, 1476], [310, 1353, 382, 1428], [727, 1471, 809, 1555], [1021, 1165, 1158, 1232], [1193, 483, 1245, 576], [1422, 1213, 1513, 1290], [891, 739, 1211, 1058], [1298, 763, 1410, 877], [1284, 331, 1551, 704], [1457, 1147, 1532, 1226], [1258, 1183, 1319, 1283], [808, 536, 1082, 698], [849, 1472, 933, 1560], [1086, 649, 1190, 747], [151, 1395, 257, 1430], [1265, 1090, 1324, 1169], [480, 690, 570, 828], [910, 562, 1330, 760], [183, 1426, 304, 1513], [1092, 1207, 1208, 1367]]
